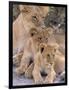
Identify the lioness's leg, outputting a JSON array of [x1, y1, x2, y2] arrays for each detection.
[[15, 56, 30, 75], [32, 65, 44, 84]]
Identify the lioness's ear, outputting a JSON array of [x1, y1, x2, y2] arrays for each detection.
[[37, 6, 49, 17], [19, 5, 31, 13]]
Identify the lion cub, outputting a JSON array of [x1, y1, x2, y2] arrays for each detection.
[[15, 28, 44, 76], [33, 43, 65, 84]]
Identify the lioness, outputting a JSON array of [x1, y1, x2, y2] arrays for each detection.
[[13, 5, 49, 54]]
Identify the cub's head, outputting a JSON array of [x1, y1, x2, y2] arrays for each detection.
[[29, 27, 54, 44], [39, 43, 59, 64], [29, 28, 44, 44]]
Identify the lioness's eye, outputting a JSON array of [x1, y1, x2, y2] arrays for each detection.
[[32, 16, 36, 18], [32, 16, 37, 20], [42, 16, 45, 19], [31, 33, 34, 36]]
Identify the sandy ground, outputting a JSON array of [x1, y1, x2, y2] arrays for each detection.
[[13, 67, 65, 86]]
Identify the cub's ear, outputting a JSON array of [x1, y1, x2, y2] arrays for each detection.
[[29, 28, 38, 37], [46, 27, 54, 35], [49, 43, 59, 49], [53, 44, 59, 53], [43, 27, 54, 38], [54, 43, 59, 49]]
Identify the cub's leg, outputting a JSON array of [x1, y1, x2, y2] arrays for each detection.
[[32, 66, 43, 84], [32, 52, 43, 84], [44, 66, 56, 83], [25, 63, 34, 78]]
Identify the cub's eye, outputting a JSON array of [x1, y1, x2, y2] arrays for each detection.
[[47, 54, 50, 57], [41, 47, 44, 53], [53, 54, 55, 57], [45, 38, 48, 42], [54, 49, 56, 52], [38, 37, 42, 40], [46, 38, 48, 40], [32, 16, 37, 20]]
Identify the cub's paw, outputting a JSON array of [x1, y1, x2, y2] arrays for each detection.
[[34, 78, 44, 84], [44, 76, 54, 84], [25, 63, 34, 78], [13, 52, 23, 66], [15, 67, 23, 75]]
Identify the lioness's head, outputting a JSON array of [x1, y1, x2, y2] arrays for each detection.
[[19, 5, 49, 27]]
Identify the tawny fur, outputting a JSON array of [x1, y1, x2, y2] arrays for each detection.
[[13, 5, 49, 67], [32, 43, 65, 84], [13, 5, 49, 54], [15, 28, 53, 77]]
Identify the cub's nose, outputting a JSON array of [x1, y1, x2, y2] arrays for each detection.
[[40, 70, 48, 77]]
